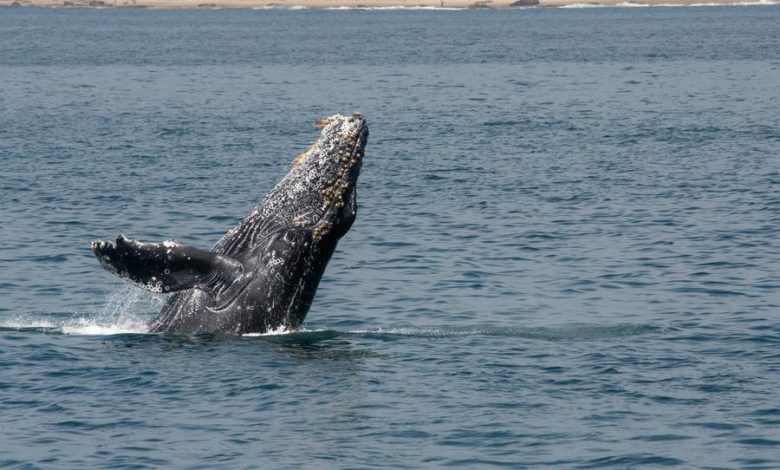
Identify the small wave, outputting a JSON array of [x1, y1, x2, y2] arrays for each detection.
[[252, 5, 308, 9], [244, 327, 344, 345], [687, 0, 778, 4], [325, 5, 465, 9], [346, 323, 660, 340], [243, 325, 301, 336], [243, 323, 661, 343], [558, 3, 607, 7], [559, 1, 777, 6], [557, 3, 646, 7]]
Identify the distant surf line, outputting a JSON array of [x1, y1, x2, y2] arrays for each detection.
[[248, 2, 778, 9]]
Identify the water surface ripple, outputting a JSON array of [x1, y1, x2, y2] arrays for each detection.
[[1, 6, 780, 469]]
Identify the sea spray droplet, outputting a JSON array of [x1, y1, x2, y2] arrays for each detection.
[[60, 286, 161, 335]]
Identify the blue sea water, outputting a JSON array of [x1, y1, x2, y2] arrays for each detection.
[[1, 5, 780, 468]]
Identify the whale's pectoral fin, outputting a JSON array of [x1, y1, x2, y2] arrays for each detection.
[[91, 235, 243, 294]]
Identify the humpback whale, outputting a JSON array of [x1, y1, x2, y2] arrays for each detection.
[[91, 113, 368, 334]]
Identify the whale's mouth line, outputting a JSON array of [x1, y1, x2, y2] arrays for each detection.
[[331, 118, 368, 177], [311, 119, 367, 242], [348, 123, 368, 157], [333, 125, 367, 192]]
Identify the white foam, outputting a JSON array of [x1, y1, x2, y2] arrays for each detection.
[[60, 317, 149, 335], [0, 317, 59, 330], [1, 286, 157, 336], [243, 325, 318, 336], [0, 313, 149, 336], [70, 286, 158, 335], [347, 327, 462, 336]]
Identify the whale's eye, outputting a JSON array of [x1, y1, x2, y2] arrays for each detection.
[[283, 231, 297, 244]]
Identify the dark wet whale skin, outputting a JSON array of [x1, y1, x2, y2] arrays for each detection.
[[93, 113, 367, 335]]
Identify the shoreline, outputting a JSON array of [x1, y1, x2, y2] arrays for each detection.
[[2, 0, 777, 8]]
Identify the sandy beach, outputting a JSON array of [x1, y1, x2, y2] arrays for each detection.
[[1, 0, 775, 9]]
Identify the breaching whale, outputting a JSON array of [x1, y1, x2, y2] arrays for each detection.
[[91, 113, 368, 334]]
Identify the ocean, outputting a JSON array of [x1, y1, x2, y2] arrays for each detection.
[[1, 5, 779, 468]]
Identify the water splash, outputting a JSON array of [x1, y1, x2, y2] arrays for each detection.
[[0, 286, 157, 335], [62, 286, 157, 335], [0, 317, 60, 333]]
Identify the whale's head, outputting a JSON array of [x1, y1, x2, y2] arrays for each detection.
[[261, 112, 368, 247]]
